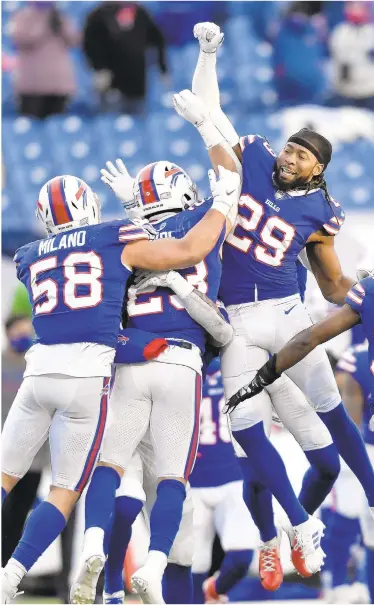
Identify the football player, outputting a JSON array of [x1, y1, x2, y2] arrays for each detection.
[[190, 357, 256, 603], [1, 156, 240, 604], [175, 21, 374, 580], [328, 343, 374, 604], [70, 158, 240, 605]]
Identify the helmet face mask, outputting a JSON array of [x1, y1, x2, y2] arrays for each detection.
[[36, 176, 101, 236], [131, 161, 198, 221]]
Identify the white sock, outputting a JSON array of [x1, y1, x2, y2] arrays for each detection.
[[5, 558, 27, 586], [146, 550, 168, 575], [83, 527, 105, 557]]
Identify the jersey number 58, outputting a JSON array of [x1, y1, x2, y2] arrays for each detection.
[[30, 252, 103, 314]]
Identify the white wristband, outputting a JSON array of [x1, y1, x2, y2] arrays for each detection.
[[196, 119, 224, 150], [211, 107, 240, 148], [211, 199, 232, 218]]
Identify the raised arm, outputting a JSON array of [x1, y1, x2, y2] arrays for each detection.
[[173, 89, 240, 231], [122, 166, 240, 271], [192, 22, 243, 164]]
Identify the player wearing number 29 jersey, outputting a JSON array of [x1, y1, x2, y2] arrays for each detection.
[[189, 21, 372, 588], [220, 134, 345, 305]]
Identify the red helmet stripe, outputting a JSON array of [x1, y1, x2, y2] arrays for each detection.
[[48, 178, 73, 225], [139, 163, 159, 205], [165, 167, 182, 178]]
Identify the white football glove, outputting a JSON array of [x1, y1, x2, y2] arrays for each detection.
[[369, 414, 374, 432], [134, 270, 194, 297], [209, 165, 240, 218], [193, 22, 224, 53], [173, 89, 223, 149], [173, 89, 209, 128], [100, 159, 135, 205]]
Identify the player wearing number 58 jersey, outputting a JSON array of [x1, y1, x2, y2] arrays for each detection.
[[1, 162, 240, 604]]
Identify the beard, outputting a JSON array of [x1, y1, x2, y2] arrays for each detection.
[[272, 161, 311, 191]]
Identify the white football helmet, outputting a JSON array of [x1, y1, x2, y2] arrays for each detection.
[[129, 161, 198, 220], [36, 175, 101, 235]]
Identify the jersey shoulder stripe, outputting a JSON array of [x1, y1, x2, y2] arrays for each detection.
[[323, 198, 345, 235], [346, 283, 365, 306], [239, 134, 258, 151], [117, 220, 155, 243]]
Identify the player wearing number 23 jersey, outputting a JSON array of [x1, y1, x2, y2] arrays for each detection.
[[71, 159, 241, 605], [127, 196, 225, 354]]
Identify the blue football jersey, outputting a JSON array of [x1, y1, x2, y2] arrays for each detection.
[[337, 344, 373, 445], [126, 199, 225, 352], [219, 135, 345, 305], [189, 358, 242, 488], [345, 277, 374, 440], [14, 220, 150, 349]]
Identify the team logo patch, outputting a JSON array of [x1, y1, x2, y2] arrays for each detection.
[[117, 334, 129, 345]]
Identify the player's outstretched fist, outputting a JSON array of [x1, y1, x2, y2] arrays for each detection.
[[209, 166, 240, 218], [100, 159, 134, 206], [193, 22, 224, 53], [173, 89, 208, 127]]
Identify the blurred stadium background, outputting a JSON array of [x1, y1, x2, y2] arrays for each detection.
[[2, 1, 374, 603]]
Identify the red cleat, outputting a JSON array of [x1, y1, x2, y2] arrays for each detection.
[[258, 538, 283, 591], [203, 575, 228, 604]]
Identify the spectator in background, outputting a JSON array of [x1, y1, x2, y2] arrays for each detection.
[[272, 1, 328, 107], [10, 1, 79, 119], [329, 2, 374, 110], [83, 1, 168, 114]]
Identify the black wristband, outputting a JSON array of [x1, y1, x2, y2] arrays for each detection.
[[260, 354, 281, 386]]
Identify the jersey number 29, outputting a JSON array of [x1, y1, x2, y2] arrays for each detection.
[[30, 252, 103, 314], [227, 194, 295, 267]]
